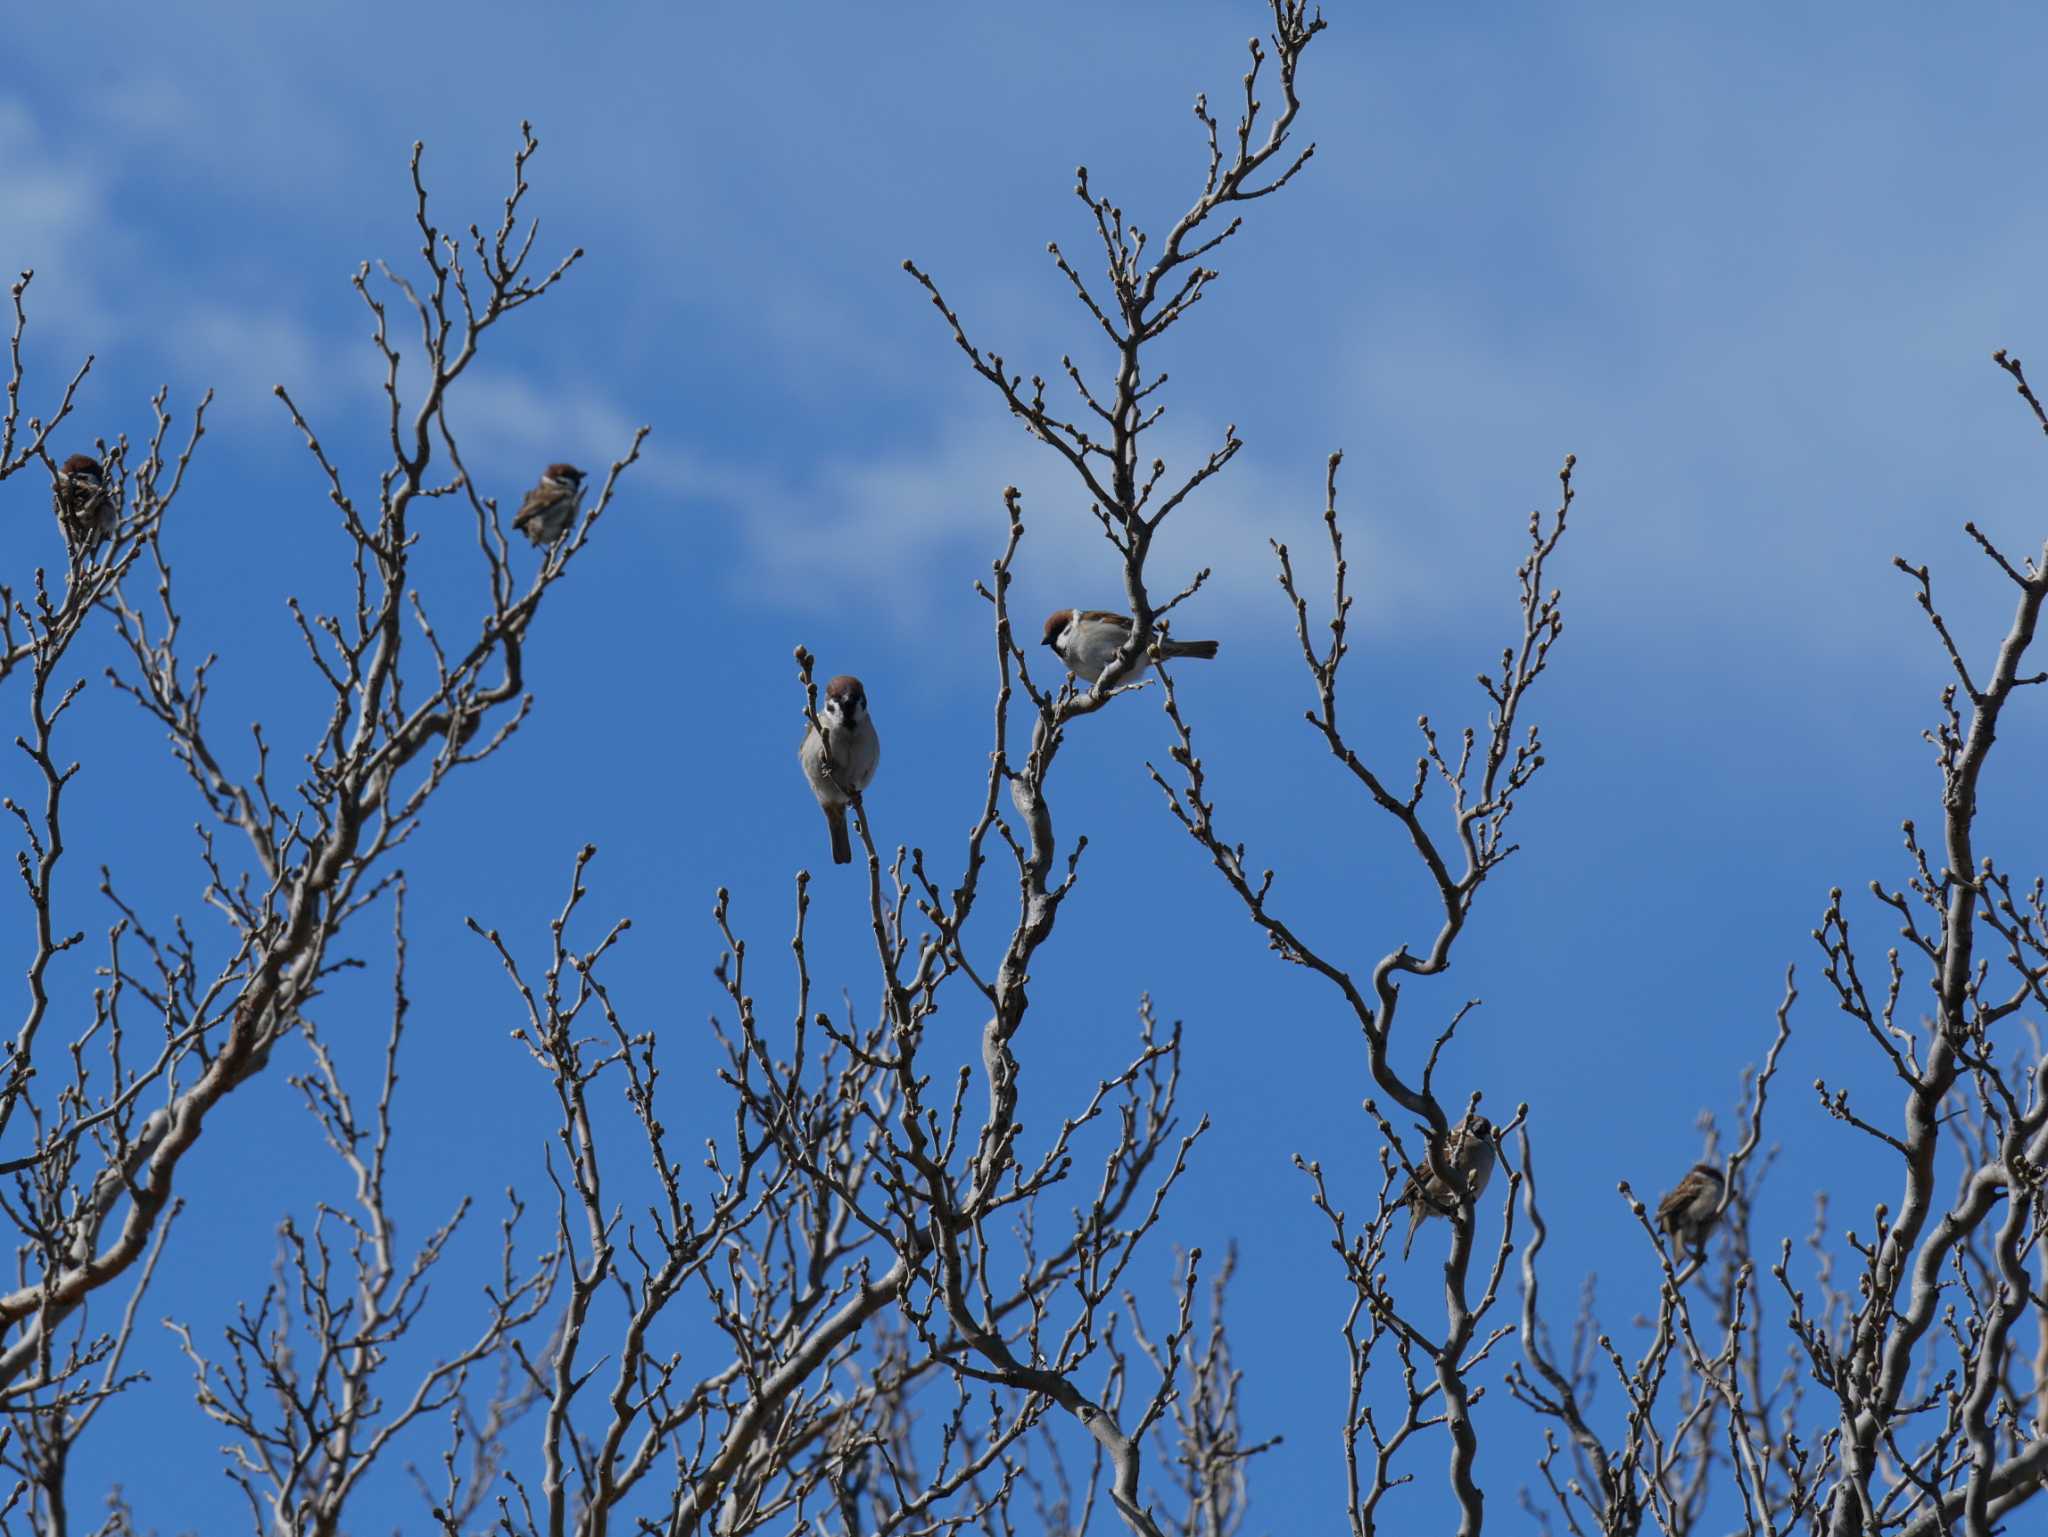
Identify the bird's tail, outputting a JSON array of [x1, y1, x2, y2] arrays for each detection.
[[1163, 638, 1220, 661], [1401, 1203, 1422, 1261], [827, 805, 852, 865]]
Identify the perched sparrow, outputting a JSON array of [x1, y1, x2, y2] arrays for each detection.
[[1041, 609, 1219, 685], [1396, 1113, 1496, 1260], [52, 453, 115, 553], [798, 674, 881, 866], [1655, 1162, 1726, 1259], [513, 462, 585, 546]]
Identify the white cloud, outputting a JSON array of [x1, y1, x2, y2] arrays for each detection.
[[427, 371, 1386, 648], [171, 304, 332, 422], [442, 371, 639, 468], [439, 368, 757, 513], [0, 97, 111, 339], [0, 94, 344, 432], [732, 409, 1419, 645]]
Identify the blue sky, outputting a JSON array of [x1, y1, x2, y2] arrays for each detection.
[[6, 2, 2048, 1530]]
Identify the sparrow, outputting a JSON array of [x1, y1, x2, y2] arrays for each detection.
[[798, 674, 881, 866], [513, 463, 585, 546], [52, 453, 115, 553], [1041, 609, 1219, 685], [1396, 1112, 1496, 1260], [1655, 1162, 1726, 1259]]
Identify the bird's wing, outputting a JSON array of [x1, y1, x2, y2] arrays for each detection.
[[1075, 609, 1132, 630], [1655, 1175, 1700, 1225], [1400, 1154, 1455, 1217], [1394, 1167, 1424, 1211], [513, 484, 559, 528]]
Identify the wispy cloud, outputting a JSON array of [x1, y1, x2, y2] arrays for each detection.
[[171, 303, 332, 421], [0, 96, 112, 340], [0, 93, 349, 433], [440, 369, 746, 509], [731, 409, 1411, 643]]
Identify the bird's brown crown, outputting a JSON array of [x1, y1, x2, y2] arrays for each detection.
[[60, 453, 103, 478], [1040, 610, 1073, 646], [824, 674, 866, 708], [543, 462, 585, 483]]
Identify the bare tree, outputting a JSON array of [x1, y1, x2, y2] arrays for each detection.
[[0, 124, 642, 1534], [1490, 357, 2048, 1537], [1151, 441, 1571, 1536], [342, 7, 1332, 1535], [0, 6, 1330, 1534], [166, 884, 559, 1537], [1130, 279, 2048, 1537], [12, 4, 2047, 1535], [1783, 351, 2048, 1532]]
